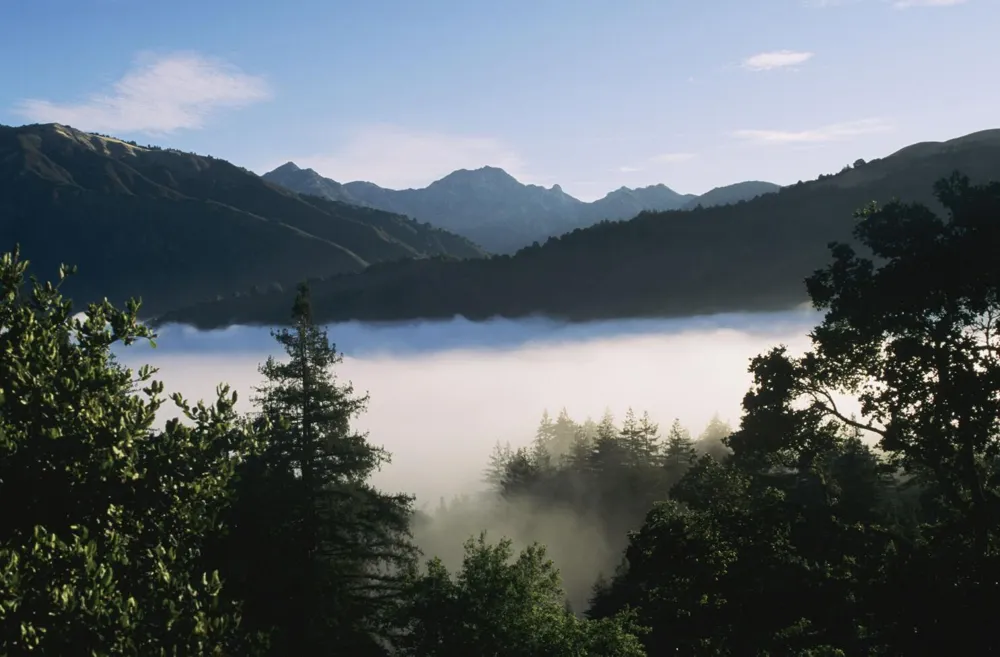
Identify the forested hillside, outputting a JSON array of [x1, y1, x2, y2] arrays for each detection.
[[0, 122, 485, 316], [3, 175, 1000, 655], [159, 130, 1000, 329]]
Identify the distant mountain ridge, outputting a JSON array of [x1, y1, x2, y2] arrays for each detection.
[[680, 181, 782, 210], [162, 127, 1000, 329], [262, 164, 780, 253], [0, 123, 485, 316]]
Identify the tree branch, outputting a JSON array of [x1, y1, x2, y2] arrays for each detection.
[[802, 384, 887, 438]]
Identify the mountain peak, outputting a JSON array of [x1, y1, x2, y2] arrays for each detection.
[[430, 166, 521, 190], [270, 161, 302, 175]]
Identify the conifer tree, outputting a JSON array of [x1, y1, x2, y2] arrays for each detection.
[[663, 419, 697, 480], [531, 410, 557, 469], [550, 408, 580, 462], [484, 440, 515, 489], [696, 413, 733, 462], [578, 417, 599, 442], [568, 426, 596, 472], [218, 283, 416, 656], [590, 410, 627, 475], [500, 447, 542, 499], [619, 408, 661, 467]]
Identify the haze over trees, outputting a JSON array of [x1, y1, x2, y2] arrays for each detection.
[[3, 173, 1000, 655], [263, 161, 779, 254], [412, 407, 733, 612]]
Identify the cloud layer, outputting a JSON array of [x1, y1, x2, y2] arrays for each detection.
[[281, 124, 531, 189], [733, 118, 893, 144], [129, 311, 827, 505], [742, 50, 815, 71], [14, 52, 270, 134]]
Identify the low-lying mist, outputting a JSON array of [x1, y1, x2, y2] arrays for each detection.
[[125, 311, 822, 502], [118, 310, 848, 610], [411, 492, 619, 612]]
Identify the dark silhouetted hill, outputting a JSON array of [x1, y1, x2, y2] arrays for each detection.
[[0, 123, 485, 316], [159, 129, 1000, 329], [681, 180, 781, 209]]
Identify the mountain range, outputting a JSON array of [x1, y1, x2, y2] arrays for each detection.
[[262, 163, 781, 253], [157, 128, 1000, 329], [3, 121, 999, 329], [0, 123, 484, 316]]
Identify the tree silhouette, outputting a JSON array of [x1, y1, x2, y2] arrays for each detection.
[[590, 174, 1000, 655], [214, 283, 417, 655]]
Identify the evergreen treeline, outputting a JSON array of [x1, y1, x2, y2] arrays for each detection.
[[411, 408, 732, 613], [3, 172, 1000, 655]]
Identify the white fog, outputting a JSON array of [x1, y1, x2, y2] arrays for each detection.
[[118, 309, 839, 507]]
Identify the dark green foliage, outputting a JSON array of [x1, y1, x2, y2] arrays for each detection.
[[0, 248, 263, 655], [210, 284, 417, 655], [477, 409, 726, 605], [663, 418, 698, 476], [589, 174, 1000, 655], [396, 534, 647, 656], [0, 123, 484, 318], [160, 131, 1000, 329], [6, 171, 1000, 655], [589, 432, 903, 656]]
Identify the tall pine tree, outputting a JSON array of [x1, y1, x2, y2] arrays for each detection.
[[663, 419, 698, 483], [619, 408, 661, 467], [530, 410, 557, 469], [218, 283, 416, 656]]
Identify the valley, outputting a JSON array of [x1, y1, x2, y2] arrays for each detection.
[[4, 121, 999, 332], [2, 1, 1000, 649]]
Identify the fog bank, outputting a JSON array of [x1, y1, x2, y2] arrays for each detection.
[[119, 311, 823, 505]]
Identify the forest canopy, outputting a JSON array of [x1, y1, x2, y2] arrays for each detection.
[[2, 173, 1000, 655]]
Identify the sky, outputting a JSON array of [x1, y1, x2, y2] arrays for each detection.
[[1, 0, 996, 200]]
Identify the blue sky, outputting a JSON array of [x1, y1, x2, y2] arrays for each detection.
[[1, 0, 996, 200]]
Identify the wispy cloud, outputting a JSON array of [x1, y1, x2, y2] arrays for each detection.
[[733, 118, 893, 144], [741, 50, 815, 71], [892, 0, 966, 7], [618, 166, 642, 173], [277, 124, 531, 189], [13, 52, 270, 134]]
